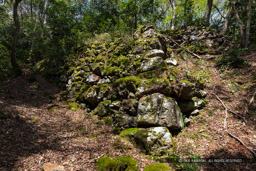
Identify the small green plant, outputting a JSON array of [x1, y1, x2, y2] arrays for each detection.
[[31, 115, 38, 122]]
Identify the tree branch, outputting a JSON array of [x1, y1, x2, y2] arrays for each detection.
[[167, 36, 201, 59], [227, 131, 256, 158]]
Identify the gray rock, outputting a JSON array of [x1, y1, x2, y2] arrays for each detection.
[[80, 85, 111, 107], [205, 39, 213, 48], [179, 100, 195, 113], [191, 109, 200, 115], [133, 43, 146, 54], [113, 112, 137, 129], [146, 127, 173, 155], [145, 49, 165, 58], [139, 57, 164, 72], [143, 29, 156, 38], [179, 98, 206, 113], [86, 73, 100, 84], [98, 78, 111, 84], [178, 81, 196, 100], [165, 58, 178, 66], [121, 127, 173, 156], [184, 117, 191, 125], [133, 32, 140, 40], [121, 99, 138, 116], [199, 90, 208, 97], [136, 93, 184, 130], [190, 35, 199, 41]]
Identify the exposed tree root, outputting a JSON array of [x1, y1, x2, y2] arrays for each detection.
[[214, 93, 255, 158]]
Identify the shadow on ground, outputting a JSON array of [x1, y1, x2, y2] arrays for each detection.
[[202, 148, 256, 171], [0, 74, 64, 170]]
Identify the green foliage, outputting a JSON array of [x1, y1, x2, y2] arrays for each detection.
[[217, 48, 250, 72], [96, 155, 139, 171]]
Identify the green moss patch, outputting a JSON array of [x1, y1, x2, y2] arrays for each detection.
[[96, 155, 139, 171], [114, 76, 142, 86], [120, 128, 141, 137], [144, 163, 171, 171], [67, 102, 79, 111], [48, 105, 59, 112]]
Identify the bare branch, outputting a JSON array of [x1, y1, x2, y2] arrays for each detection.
[[167, 36, 201, 59]]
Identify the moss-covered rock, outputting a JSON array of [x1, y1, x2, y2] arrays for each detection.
[[144, 163, 171, 171], [96, 155, 139, 171], [120, 127, 174, 156], [137, 93, 184, 130]]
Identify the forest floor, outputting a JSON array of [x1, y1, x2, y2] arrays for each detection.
[[0, 52, 256, 171]]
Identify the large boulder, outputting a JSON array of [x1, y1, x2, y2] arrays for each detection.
[[137, 93, 184, 130], [120, 127, 173, 156]]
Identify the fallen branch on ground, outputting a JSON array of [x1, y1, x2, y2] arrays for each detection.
[[167, 36, 202, 59], [214, 93, 255, 158], [227, 131, 256, 158], [213, 93, 247, 123]]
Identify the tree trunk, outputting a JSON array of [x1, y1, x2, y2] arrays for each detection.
[[232, 1, 245, 47], [204, 0, 213, 26], [43, 0, 49, 25], [220, 6, 233, 35], [245, 0, 253, 48], [169, 0, 176, 30], [10, 0, 22, 74]]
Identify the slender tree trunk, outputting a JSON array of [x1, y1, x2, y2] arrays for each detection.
[[220, 6, 233, 35], [204, 0, 213, 26], [232, 1, 244, 47], [10, 0, 22, 74], [245, 0, 253, 48], [170, 0, 176, 30], [134, 0, 137, 30], [43, 0, 48, 25]]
